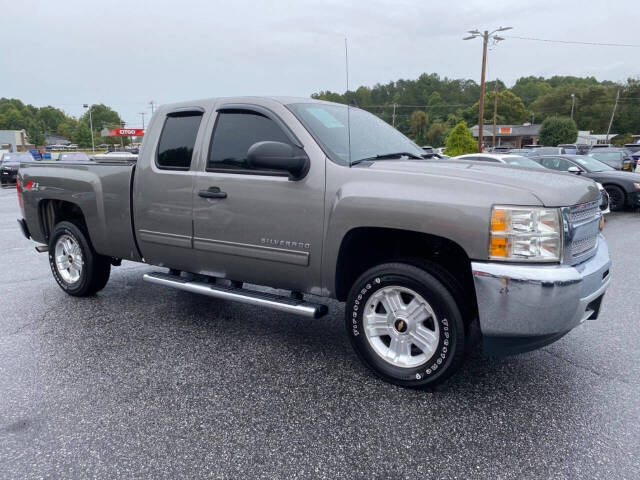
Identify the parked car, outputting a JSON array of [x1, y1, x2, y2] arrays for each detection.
[[558, 144, 590, 155], [57, 152, 91, 162], [588, 148, 634, 171], [421, 145, 434, 153], [532, 154, 640, 211], [1, 152, 33, 184], [454, 153, 547, 169], [16, 96, 611, 389]]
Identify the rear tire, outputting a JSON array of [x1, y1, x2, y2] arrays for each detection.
[[346, 262, 467, 389], [604, 185, 625, 212], [48, 221, 111, 296]]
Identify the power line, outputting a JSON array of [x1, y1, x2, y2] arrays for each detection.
[[504, 35, 640, 48]]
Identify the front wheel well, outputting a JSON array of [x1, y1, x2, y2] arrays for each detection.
[[334, 227, 478, 319]]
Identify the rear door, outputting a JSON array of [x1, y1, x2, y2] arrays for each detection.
[[133, 108, 206, 271], [191, 103, 326, 293]]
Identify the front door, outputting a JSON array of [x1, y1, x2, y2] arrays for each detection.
[[192, 104, 325, 293]]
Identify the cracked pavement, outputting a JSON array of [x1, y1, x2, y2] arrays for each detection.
[[1, 185, 639, 479]]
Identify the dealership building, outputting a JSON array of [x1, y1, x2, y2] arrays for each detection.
[[470, 124, 540, 148]]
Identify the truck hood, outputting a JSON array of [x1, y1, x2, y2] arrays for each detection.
[[364, 160, 599, 207]]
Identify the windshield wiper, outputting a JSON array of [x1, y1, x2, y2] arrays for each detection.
[[350, 151, 423, 167]]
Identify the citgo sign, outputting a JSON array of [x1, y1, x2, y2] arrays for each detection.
[[107, 128, 145, 136]]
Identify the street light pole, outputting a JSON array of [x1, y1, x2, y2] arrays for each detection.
[[570, 93, 575, 121], [83, 104, 95, 152], [464, 26, 512, 152]]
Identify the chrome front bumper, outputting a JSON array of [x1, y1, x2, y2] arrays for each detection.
[[471, 236, 611, 352]]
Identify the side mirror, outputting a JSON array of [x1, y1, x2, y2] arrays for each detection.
[[567, 166, 581, 174], [247, 141, 310, 180]]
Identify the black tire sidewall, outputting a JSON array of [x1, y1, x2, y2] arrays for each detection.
[[48, 221, 95, 296], [346, 264, 465, 388], [604, 185, 625, 211]]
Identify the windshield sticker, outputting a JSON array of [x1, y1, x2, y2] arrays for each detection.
[[306, 108, 344, 128]]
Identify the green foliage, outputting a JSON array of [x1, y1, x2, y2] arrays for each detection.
[[444, 121, 477, 156], [538, 117, 578, 146], [511, 76, 552, 106], [81, 104, 122, 130], [71, 122, 93, 148], [409, 110, 429, 145], [463, 90, 527, 125]]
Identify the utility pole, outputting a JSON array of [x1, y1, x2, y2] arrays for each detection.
[[478, 31, 488, 152], [570, 93, 576, 121], [464, 26, 512, 152], [139, 112, 146, 130], [392, 103, 397, 128], [605, 89, 620, 142], [492, 83, 498, 148], [149, 100, 155, 115]]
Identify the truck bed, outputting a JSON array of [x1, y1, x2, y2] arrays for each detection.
[[19, 160, 142, 262]]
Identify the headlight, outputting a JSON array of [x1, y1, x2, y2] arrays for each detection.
[[633, 183, 640, 190], [489, 206, 562, 262]]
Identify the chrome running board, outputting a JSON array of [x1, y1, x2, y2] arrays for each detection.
[[143, 272, 328, 319]]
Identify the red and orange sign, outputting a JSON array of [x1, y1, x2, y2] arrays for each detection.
[[107, 128, 145, 136], [498, 127, 512, 134]]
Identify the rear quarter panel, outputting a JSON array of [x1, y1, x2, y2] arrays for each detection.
[[20, 162, 141, 261]]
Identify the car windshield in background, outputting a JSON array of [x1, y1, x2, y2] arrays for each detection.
[[2, 153, 33, 163], [59, 153, 90, 162], [502, 156, 545, 168], [572, 155, 615, 172], [287, 103, 424, 165], [589, 151, 622, 162]]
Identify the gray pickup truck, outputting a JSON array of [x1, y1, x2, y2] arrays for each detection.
[[16, 97, 611, 388]]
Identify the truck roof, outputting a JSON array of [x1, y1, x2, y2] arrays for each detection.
[[156, 96, 338, 113]]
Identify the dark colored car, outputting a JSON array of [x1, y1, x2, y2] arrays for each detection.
[[624, 143, 640, 154], [533, 154, 640, 211], [587, 148, 633, 171], [57, 152, 91, 162], [558, 144, 590, 155], [1, 152, 33, 184]]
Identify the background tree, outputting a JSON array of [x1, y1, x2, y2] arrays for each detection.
[[80, 104, 123, 130], [409, 110, 429, 145], [444, 121, 477, 156], [538, 117, 578, 146], [463, 90, 528, 125], [72, 122, 93, 147]]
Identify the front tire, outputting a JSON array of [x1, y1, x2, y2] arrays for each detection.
[[48, 221, 111, 296], [604, 185, 626, 212], [346, 262, 467, 389]]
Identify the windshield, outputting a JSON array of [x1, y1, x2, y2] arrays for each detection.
[[288, 103, 424, 165], [502, 156, 545, 168], [588, 151, 622, 163], [1, 153, 33, 163], [573, 155, 615, 172], [59, 153, 90, 162]]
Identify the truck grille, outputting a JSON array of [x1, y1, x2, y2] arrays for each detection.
[[567, 199, 601, 265]]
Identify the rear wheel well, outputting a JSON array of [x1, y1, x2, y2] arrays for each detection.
[[39, 200, 88, 242], [335, 227, 477, 319]]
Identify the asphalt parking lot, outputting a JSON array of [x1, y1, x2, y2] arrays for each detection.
[[1, 184, 639, 479]]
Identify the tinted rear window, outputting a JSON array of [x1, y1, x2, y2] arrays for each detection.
[[156, 113, 203, 170]]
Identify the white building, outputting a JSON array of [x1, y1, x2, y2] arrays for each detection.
[[576, 130, 617, 146], [0, 129, 32, 152]]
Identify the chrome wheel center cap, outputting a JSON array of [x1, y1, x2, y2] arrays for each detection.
[[394, 318, 409, 333]]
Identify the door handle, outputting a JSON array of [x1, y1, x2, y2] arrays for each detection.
[[198, 187, 227, 199]]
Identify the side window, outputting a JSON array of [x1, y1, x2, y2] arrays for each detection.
[[541, 157, 571, 171], [473, 156, 499, 163], [208, 111, 291, 171], [156, 112, 203, 170]]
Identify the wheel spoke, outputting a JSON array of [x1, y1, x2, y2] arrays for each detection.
[[387, 337, 411, 363], [381, 289, 404, 315], [405, 298, 429, 323], [365, 313, 391, 337], [410, 325, 438, 355]]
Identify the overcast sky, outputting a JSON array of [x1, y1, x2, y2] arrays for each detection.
[[1, 0, 638, 127]]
